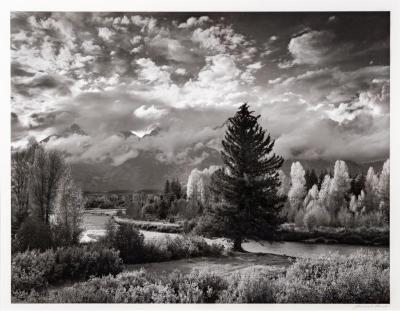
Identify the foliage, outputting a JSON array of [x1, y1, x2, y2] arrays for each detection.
[[218, 270, 275, 303], [305, 169, 318, 191], [114, 217, 182, 233], [209, 104, 284, 250], [27, 250, 389, 303], [52, 169, 84, 246], [11, 245, 122, 297], [11, 142, 37, 236], [144, 235, 224, 262], [277, 170, 290, 197], [101, 221, 146, 264], [29, 147, 66, 224], [13, 218, 52, 252], [274, 251, 389, 303], [287, 162, 306, 221], [12, 249, 56, 294], [102, 220, 223, 264], [192, 211, 226, 238], [187, 166, 219, 204], [286, 158, 390, 230]]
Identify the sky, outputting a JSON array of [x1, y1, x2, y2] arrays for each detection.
[[11, 12, 390, 166]]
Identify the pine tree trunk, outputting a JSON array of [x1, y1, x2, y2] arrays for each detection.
[[233, 236, 244, 252]]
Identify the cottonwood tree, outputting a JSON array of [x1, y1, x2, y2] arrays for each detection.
[[11, 142, 38, 235], [29, 146, 66, 224], [287, 162, 306, 220], [210, 104, 284, 251], [187, 166, 219, 204], [327, 160, 350, 221], [303, 184, 319, 210], [318, 174, 331, 208], [53, 169, 84, 245], [378, 159, 390, 222], [364, 167, 380, 213]]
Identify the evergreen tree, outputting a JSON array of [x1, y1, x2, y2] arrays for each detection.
[[210, 104, 284, 251], [305, 169, 318, 191], [164, 179, 170, 195], [170, 178, 182, 199]]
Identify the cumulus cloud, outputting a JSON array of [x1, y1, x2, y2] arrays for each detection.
[[287, 30, 352, 65], [98, 27, 115, 41], [135, 58, 171, 84], [175, 68, 187, 75], [134, 105, 168, 120], [178, 16, 211, 28]]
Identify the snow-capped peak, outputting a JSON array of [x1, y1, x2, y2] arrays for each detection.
[[131, 124, 160, 138]]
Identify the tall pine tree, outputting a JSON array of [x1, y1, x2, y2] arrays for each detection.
[[210, 104, 284, 251]]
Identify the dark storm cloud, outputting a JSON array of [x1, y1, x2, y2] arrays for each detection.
[[11, 12, 390, 164]]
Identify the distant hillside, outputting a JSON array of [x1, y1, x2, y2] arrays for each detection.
[[71, 147, 221, 192]]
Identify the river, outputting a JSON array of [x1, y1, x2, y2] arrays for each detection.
[[81, 213, 388, 259]]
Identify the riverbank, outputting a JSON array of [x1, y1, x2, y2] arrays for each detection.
[[113, 216, 182, 233], [81, 212, 389, 248], [277, 223, 389, 246]]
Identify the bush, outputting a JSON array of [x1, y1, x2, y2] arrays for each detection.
[[101, 221, 146, 264], [193, 213, 225, 238], [168, 270, 228, 303], [28, 250, 389, 303], [114, 217, 183, 233], [274, 250, 389, 303], [103, 219, 223, 264], [183, 219, 196, 234], [12, 245, 122, 296], [14, 218, 52, 252], [45, 270, 227, 303], [54, 245, 123, 281], [143, 235, 224, 262], [218, 270, 276, 303], [12, 249, 56, 293]]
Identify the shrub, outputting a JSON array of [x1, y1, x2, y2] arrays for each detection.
[[168, 270, 228, 303], [218, 270, 276, 303], [143, 235, 224, 262], [14, 218, 52, 252], [12, 245, 122, 296], [28, 250, 389, 304], [46, 270, 178, 303], [193, 213, 225, 238], [54, 245, 123, 281], [101, 221, 146, 264], [274, 250, 389, 303], [183, 219, 196, 234], [12, 249, 56, 293]]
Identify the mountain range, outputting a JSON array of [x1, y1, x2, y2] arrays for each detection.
[[41, 123, 385, 192]]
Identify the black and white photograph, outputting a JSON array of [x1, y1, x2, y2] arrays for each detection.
[[4, 2, 398, 306]]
